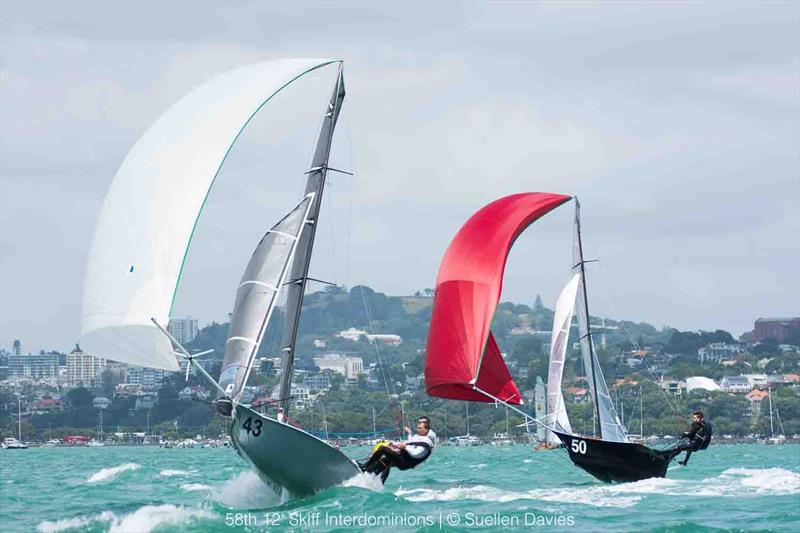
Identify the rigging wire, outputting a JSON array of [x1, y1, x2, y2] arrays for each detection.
[[358, 284, 405, 434]]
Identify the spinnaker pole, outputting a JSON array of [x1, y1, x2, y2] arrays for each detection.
[[278, 65, 346, 416]]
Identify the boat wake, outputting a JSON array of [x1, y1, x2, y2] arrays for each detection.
[[213, 471, 283, 509], [341, 471, 384, 492], [395, 468, 800, 508], [86, 463, 140, 484], [36, 504, 213, 533]]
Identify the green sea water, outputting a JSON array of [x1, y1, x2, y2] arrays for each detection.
[[1, 444, 798, 532]]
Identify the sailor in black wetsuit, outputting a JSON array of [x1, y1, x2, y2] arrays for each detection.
[[361, 416, 436, 483], [675, 410, 712, 466]]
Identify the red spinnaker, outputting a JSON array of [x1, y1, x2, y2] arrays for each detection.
[[424, 193, 572, 404]]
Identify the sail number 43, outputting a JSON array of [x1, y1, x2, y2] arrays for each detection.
[[571, 439, 587, 454], [242, 417, 262, 437]]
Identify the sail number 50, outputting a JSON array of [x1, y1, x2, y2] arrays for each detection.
[[571, 439, 587, 454]]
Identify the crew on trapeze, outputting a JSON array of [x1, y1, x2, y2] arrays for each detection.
[[671, 410, 712, 465], [360, 416, 436, 482]]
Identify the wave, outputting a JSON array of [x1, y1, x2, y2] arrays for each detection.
[[700, 467, 800, 496], [396, 485, 640, 508], [86, 463, 140, 483], [36, 505, 212, 533], [180, 483, 213, 493], [159, 469, 192, 477], [341, 471, 384, 492], [213, 470, 283, 509], [395, 467, 800, 508]]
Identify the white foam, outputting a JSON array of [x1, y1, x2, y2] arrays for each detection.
[[108, 504, 213, 532], [523, 459, 533, 464], [180, 483, 213, 493], [37, 512, 114, 533], [159, 469, 192, 477], [86, 463, 140, 483], [37, 506, 211, 533], [341, 471, 384, 492], [714, 467, 800, 495], [213, 470, 282, 509], [396, 484, 639, 508]]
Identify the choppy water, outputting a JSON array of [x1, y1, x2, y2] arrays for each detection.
[[1, 444, 798, 532]]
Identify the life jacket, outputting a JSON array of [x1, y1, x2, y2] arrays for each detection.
[[698, 421, 712, 450], [403, 441, 432, 467]]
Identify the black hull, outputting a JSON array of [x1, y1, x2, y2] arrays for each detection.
[[554, 431, 680, 483]]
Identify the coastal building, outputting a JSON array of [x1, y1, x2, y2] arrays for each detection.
[[168, 316, 199, 345], [697, 343, 746, 364], [337, 328, 403, 345], [8, 352, 59, 379], [65, 345, 106, 387], [658, 379, 687, 395], [720, 375, 751, 393], [126, 367, 166, 391], [314, 354, 363, 379], [753, 317, 800, 343], [304, 374, 331, 392], [745, 389, 769, 417]]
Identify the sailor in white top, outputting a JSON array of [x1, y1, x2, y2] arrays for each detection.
[[360, 416, 436, 483]]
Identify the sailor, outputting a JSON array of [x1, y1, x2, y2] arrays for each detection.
[[361, 416, 436, 482], [674, 410, 712, 466], [276, 407, 286, 424]]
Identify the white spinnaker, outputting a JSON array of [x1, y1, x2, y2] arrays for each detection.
[[219, 194, 314, 401], [80, 59, 339, 371], [546, 273, 580, 445]]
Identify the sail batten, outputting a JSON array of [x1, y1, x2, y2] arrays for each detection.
[[219, 194, 315, 401], [545, 273, 580, 445], [425, 193, 572, 405]]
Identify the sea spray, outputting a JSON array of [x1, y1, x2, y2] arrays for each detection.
[[86, 463, 140, 483], [342, 471, 385, 492], [213, 470, 282, 509]]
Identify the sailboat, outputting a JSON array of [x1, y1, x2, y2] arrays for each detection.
[[80, 59, 361, 496], [424, 193, 681, 483], [766, 387, 786, 445], [549, 199, 680, 482], [2, 398, 28, 449]]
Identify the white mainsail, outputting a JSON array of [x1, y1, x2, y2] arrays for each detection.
[[219, 194, 315, 401], [572, 199, 628, 442], [80, 59, 338, 370], [545, 273, 580, 445]]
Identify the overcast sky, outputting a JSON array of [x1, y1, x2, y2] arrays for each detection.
[[1, 1, 798, 353]]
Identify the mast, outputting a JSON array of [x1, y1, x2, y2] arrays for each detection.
[[372, 407, 376, 438], [278, 64, 346, 415], [466, 402, 470, 436], [574, 199, 603, 439], [639, 384, 643, 438], [768, 386, 774, 436], [18, 397, 22, 441]]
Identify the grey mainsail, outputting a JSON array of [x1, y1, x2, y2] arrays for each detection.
[[278, 65, 346, 415], [219, 194, 315, 401], [572, 199, 628, 443]]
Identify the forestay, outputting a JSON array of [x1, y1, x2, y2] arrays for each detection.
[[545, 273, 580, 446], [572, 200, 628, 442], [219, 194, 315, 401], [80, 59, 338, 370]]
